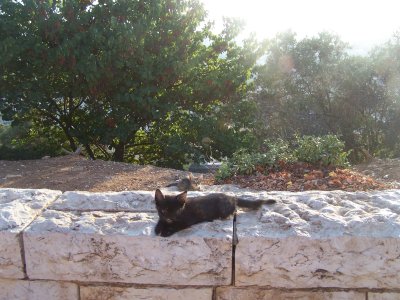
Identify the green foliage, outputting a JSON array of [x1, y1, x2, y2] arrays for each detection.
[[215, 152, 253, 180], [254, 31, 400, 162], [215, 161, 233, 180], [215, 135, 350, 180], [261, 138, 296, 166], [126, 100, 261, 169], [294, 135, 350, 167], [228, 150, 264, 175], [1, 1, 399, 165], [217, 139, 295, 179], [0, 0, 262, 164], [0, 123, 63, 160], [254, 32, 348, 137]]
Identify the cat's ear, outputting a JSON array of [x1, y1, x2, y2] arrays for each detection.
[[176, 191, 187, 205], [155, 189, 164, 204]]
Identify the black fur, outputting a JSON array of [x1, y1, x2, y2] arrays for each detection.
[[154, 189, 276, 237]]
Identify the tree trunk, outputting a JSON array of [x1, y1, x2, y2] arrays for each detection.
[[63, 128, 77, 152], [84, 144, 96, 160], [113, 142, 125, 162]]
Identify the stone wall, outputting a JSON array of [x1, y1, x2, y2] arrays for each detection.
[[1, 187, 400, 300]]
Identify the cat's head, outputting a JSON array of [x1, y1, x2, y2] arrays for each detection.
[[186, 173, 203, 191], [154, 189, 187, 222]]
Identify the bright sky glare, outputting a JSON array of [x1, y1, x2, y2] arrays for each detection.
[[201, 0, 400, 54]]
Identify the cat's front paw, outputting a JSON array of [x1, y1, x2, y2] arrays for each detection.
[[160, 229, 174, 237], [155, 223, 162, 235]]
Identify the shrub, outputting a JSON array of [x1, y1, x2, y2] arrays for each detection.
[[215, 139, 295, 180], [215, 135, 350, 180], [262, 138, 296, 166], [294, 135, 350, 167], [0, 123, 64, 160]]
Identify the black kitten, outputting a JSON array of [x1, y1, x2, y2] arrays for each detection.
[[154, 189, 276, 237]]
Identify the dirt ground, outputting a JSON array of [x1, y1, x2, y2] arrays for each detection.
[[0, 155, 213, 192], [352, 157, 400, 184], [0, 155, 399, 192]]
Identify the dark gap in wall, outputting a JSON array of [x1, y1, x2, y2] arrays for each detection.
[[18, 232, 28, 279], [231, 212, 238, 286], [77, 285, 81, 300], [212, 286, 217, 300], [17, 193, 62, 280], [365, 291, 368, 300]]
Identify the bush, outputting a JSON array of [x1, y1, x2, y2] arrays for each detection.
[[262, 139, 296, 166], [0, 123, 64, 160], [294, 135, 350, 167], [215, 139, 295, 180], [215, 135, 350, 180]]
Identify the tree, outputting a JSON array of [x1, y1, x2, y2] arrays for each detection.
[[254, 31, 349, 138], [368, 34, 400, 157], [130, 97, 261, 168], [0, 0, 261, 165], [253, 31, 400, 160]]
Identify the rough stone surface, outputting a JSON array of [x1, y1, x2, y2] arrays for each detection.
[[0, 234, 22, 279], [5, 187, 400, 292], [0, 188, 61, 279], [24, 210, 232, 285], [50, 190, 156, 212], [0, 279, 78, 300], [80, 286, 213, 300], [235, 190, 400, 288], [49, 188, 254, 212], [216, 287, 365, 300], [369, 293, 400, 300]]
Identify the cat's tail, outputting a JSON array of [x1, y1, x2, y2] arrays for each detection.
[[236, 198, 276, 209]]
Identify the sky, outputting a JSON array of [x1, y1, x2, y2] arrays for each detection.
[[200, 0, 400, 55]]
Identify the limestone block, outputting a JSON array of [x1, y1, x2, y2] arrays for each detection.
[[216, 287, 365, 300], [49, 189, 245, 212], [0, 188, 61, 279], [80, 286, 213, 300], [0, 279, 78, 300], [235, 190, 400, 288], [369, 293, 400, 300], [50, 191, 156, 212], [24, 210, 232, 285]]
